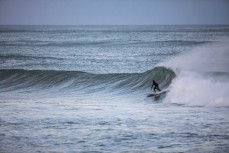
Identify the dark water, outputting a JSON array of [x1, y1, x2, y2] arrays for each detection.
[[0, 25, 229, 153]]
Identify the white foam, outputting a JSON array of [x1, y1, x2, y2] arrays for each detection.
[[164, 71, 229, 107], [161, 41, 229, 107]]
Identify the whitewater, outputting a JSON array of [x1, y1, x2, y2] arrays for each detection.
[[0, 25, 229, 152]]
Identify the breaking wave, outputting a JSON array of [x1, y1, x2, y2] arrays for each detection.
[[1, 41, 229, 107], [0, 67, 175, 93]]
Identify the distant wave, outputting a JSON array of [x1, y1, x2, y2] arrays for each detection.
[[0, 54, 64, 61]]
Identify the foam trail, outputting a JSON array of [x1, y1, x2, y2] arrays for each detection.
[[160, 41, 229, 107]]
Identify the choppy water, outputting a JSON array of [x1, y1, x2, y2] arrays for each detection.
[[0, 25, 229, 152]]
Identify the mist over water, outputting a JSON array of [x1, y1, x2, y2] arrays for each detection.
[[161, 41, 229, 73], [0, 26, 229, 152]]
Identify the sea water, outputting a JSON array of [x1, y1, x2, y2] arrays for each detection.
[[0, 25, 229, 152]]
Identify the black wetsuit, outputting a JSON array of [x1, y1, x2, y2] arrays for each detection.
[[151, 80, 161, 93]]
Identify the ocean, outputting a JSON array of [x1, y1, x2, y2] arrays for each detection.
[[0, 25, 229, 152]]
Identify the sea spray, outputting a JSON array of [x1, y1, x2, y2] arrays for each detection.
[[160, 41, 229, 73], [160, 41, 229, 107]]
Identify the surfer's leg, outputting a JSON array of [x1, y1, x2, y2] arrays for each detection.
[[156, 86, 161, 91], [154, 87, 156, 93]]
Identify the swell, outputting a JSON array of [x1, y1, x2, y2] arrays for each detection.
[[0, 54, 64, 61], [0, 67, 175, 92]]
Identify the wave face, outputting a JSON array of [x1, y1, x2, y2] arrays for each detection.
[[160, 41, 229, 107], [0, 67, 175, 93]]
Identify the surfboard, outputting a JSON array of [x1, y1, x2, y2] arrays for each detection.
[[147, 89, 169, 97]]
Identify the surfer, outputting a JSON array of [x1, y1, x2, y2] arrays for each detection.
[[151, 80, 161, 93]]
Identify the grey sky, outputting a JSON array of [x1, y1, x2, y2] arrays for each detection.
[[0, 0, 228, 25]]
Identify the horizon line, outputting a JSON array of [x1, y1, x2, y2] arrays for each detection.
[[1, 24, 229, 26]]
